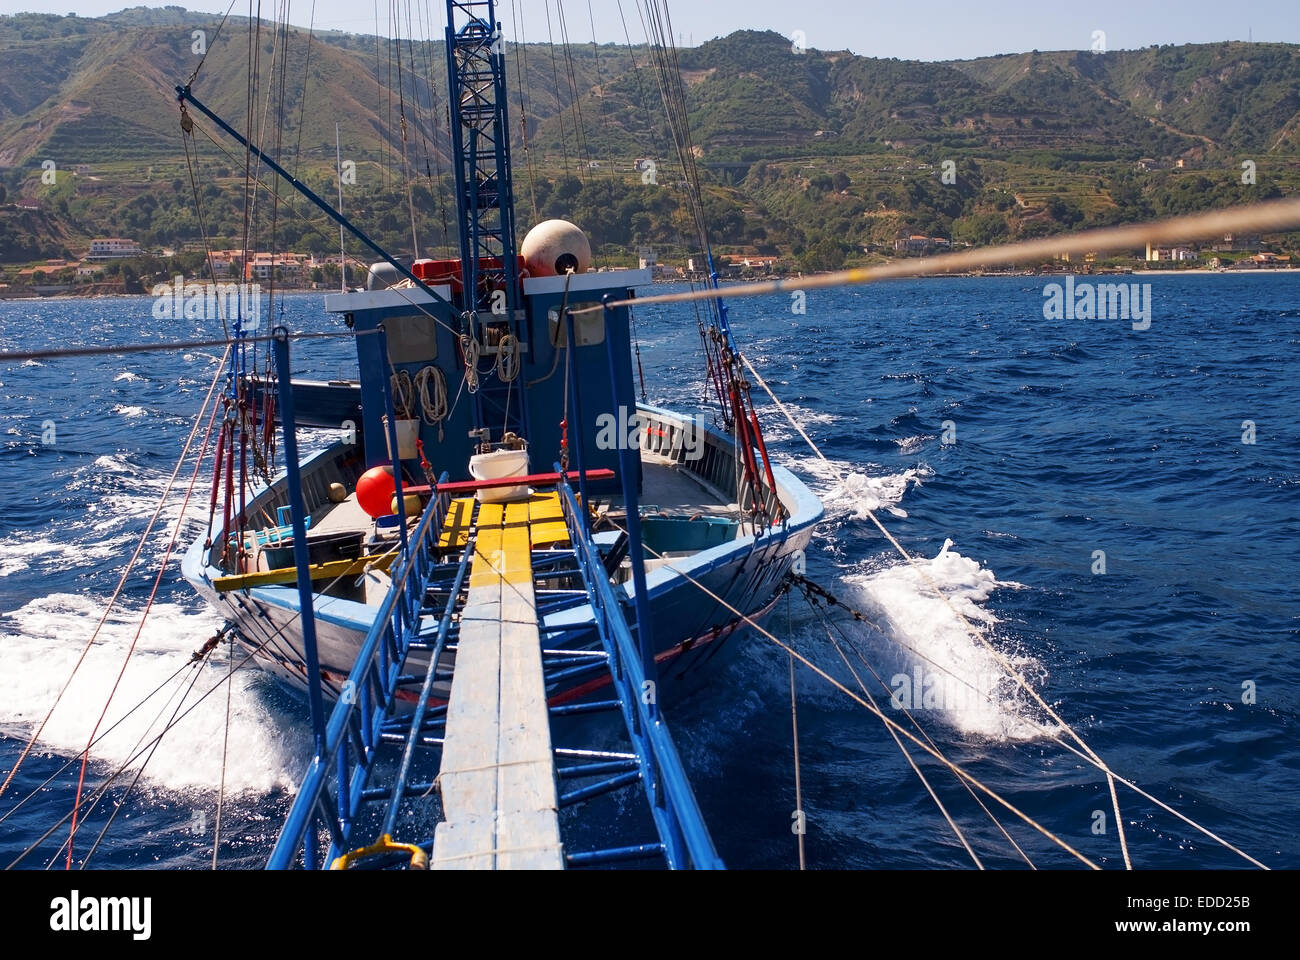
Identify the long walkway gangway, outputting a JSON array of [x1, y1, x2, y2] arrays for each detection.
[[267, 474, 722, 870]]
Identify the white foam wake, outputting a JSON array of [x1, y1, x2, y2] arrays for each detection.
[[782, 453, 930, 519], [844, 540, 1053, 741], [0, 594, 308, 794]]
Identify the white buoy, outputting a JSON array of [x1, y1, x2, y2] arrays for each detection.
[[521, 219, 592, 277]]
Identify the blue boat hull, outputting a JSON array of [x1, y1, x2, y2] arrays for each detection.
[[181, 411, 823, 710]]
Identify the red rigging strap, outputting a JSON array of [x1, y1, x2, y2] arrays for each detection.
[[696, 322, 730, 429], [206, 420, 227, 548], [238, 394, 250, 564], [728, 377, 762, 518], [746, 392, 784, 522], [221, 408, 236, 568]]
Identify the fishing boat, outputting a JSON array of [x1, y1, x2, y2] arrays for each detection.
[[177, 3, 821, 757], [5, 1, 1292, 878]]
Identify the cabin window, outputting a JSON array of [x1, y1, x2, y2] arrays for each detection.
[[384, 312, 440, 364], [548, 303, 605, 347]]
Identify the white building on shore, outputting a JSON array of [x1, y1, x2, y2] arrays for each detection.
[[86, 237, 143, 260]]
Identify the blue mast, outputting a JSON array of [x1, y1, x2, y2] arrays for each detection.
[[445, 0, 526, 443]]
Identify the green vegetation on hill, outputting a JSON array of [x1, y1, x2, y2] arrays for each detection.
[[1, 11, 1298, 274]]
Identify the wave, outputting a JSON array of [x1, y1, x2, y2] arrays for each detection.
[[783, 454, 930, 519], [841, 539, 1053, 742], [0, 594, 306, 794]]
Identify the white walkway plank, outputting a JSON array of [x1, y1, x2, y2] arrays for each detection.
[[433, 501, 563, 869]]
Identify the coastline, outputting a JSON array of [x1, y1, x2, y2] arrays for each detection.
[[4, 268, 1299, 301]]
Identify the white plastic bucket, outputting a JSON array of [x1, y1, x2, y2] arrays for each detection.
[[468, 447, 531, 503]]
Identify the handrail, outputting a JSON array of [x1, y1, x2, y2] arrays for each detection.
[[268, 480, 450, 869], [556, 477, 723, 869]]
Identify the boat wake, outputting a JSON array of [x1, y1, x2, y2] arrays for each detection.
[[781, 452, 931, 519], [840, 540, 1055, 742], [0, 594, 306, 794]]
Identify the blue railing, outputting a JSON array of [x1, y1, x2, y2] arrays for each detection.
[[267, 482, 453, 869], [556, 478, 724, 869]]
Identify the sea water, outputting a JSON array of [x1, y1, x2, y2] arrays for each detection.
[[1, 274, 1296, 869]]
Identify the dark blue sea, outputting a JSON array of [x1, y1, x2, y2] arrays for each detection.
[[2, 274, 1297, 870]]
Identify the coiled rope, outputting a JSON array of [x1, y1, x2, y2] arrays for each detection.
[[496, 333, 521, 382], [461, 333, 481, 393], [413, 365, 449, 437]]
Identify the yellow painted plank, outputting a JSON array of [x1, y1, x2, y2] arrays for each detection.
[[529, 521, 570, 547], [477, 501, 505, 531], [504, 501, 531, 528], [500, 524, 532, 586], [437, 497, 475, 550], [470, 525, 504, 589], [527, 491, 569, 546], [528, 492, 563, 522], [213, 553, 395, 592]]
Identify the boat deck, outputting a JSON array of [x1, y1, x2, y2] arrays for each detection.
[[300, 453, 739, 544], [307, 492, 371, 537], [633, 454, 740, 518]]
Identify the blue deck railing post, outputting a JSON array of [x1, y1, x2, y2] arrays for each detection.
[[564, 308, 592, 537], [556, 478, 723, 868], [601, 297, 658, 719], [377, 326, 411, 558], [271, 329, 327, 762]]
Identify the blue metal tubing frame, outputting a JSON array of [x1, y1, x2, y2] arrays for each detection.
[[267, 474, 452, 869], [380, 541, 473, 837], [557, 480, 723, 869], [271, 331, 328, 765], [567, 843, 666, 867], [377, 327, 410, 554], [601, 298, 658, 714]]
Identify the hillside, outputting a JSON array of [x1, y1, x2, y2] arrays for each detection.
[[1, 9, 1298, 273]]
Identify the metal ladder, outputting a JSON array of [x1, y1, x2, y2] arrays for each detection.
[[266, 478, 722, 869]]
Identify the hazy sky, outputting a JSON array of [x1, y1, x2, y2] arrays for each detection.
[[5, 1, 1298, 60]]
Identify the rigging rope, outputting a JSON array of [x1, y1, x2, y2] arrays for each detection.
[[180, 113, 463, 342], [555, 1, 593, 179], [542, 0, 572, 179], [461, 333, 482, 393], [2, 327, 379, 364], [814, 605, 984, 869], [800, 582, 1019, 868], [791, 575, 1037, 868], [598, 514, 1101, 868], [496, 333, 522, 382], [736, 349, 1132, 870], [186, 0, 240, 87], [0, 627, 228, 830], [0, 345, 230, 806], [571, 197, 1300, 316], [213, 630, 235, 869], [7, 540, 381, 870], [71, 650, 213, 870], [509, 0, 540, 221], [65, 342, 233, 868], [413, 364, 450, 437], [743, 354, 1278, 868], [787, 596, 806, 870]]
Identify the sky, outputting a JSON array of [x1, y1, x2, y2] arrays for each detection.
[[3, 1, 1298, 61]]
